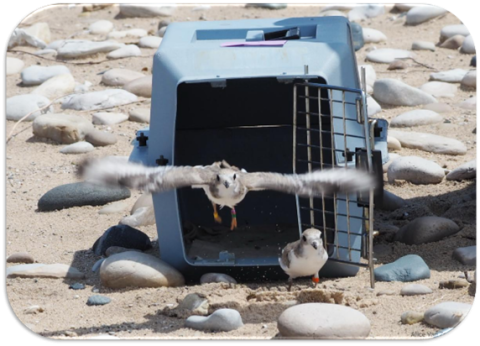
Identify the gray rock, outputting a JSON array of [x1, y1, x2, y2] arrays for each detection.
[[128, 108, 150, 123], [430, 69, 468, 83], [21, 65, 70, 85], [185, 309, 243, 332], [60, 141, 94, 154], [85, 129, 118, 147], [93, 224, 152, 256], [373, 79, 437, 106], [277, 303, 370, 339], [366, 49, 415, 64], [107, 45, 141, 59], [245, 3, 287, 10], [377, 190, 407, 211], [461, 70, 476, 89], [139, 36, 162, 49], [92, 112, 128, 125], [200, 273, 237, 284], [105, 246, 141, 257], [401, 311, 424, 325], [87, 295, 111, 306], [440, 24, 470, 42], [69, 283, 85, 290], [31, 73, 75, 100], [367, 96, 381, 116], [156, 26, 167, 37], [420, 81, 457, 98], [461, 35, 475, 54], [439, 35, 465, 49], [424, 302, 471, 328], [395, 216, 459, 245], [9, 28, 47, 49], [374, 254, 430, 282], [393, 4, 415, 12], [123, 76, 152, 97], [6, 94, 52, 121], [61, 89, 138, 111], [6, 263, 85, 279], [119, 4, 176, 17], [406, 5, 447, 26], [6, 252, 34, 264], [92, 259, 105, 273], [101, 68, 144, 87], [400, 284, 433, 296], [362, 28, 387, 43], [348, 5, 384, 22], [388, 130, 467, 156], [88, 20, 114, 35], [33, 113, 94, 144], [100, 251, 185, 288], [387, 156, 445, 184], [38, 182, 130, 211], [318, 10, 347, 18], [390, 109, 443, 127], [458, 96, 476, 110], [412, 41, 435, 51], [6, 57, 25, 75], [452, 246, 476, 265], [56, 40, 123, 59], [447, 160, 476, 181], [422, 103, 452, 113]]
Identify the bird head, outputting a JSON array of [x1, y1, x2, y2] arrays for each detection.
[[216, 172, 239, 190], [301, 228, 324, 250]]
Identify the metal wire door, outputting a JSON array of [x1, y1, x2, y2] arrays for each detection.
[[293, 78, 375, 288]]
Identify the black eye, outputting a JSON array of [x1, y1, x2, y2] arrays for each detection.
[[216, 175, 220, 182], [302, 236, 307, 242], [233, 174, 236, 180]]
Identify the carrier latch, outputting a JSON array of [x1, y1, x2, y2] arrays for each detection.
[[264, 27, 300, 41]]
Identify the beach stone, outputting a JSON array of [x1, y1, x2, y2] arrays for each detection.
[[6, 263, 85, 279], [387, 60, 407, 70], [61, 89, 138, 111], [156, 26, 167, 37], [6, 252, 34, 264], [390, 109, 443, 127], [401, 311, 424, 325], [107, 45, 141, 59], [461, 70, 476, 89], [377, 190, 407, 211], [119, 4, 176, 17], [395, 216, 459, 245], [458, 96, 476, 110], [84, 129, 118, 147], [388, 130, 467, 155], [60, 141, 94, 154], [461, 35, 475, 54], [471, 56, 476, 67], [87, 295, 111, 306], [89, 20, 113, 35], [387, 136, 401, 151], [374, 254, 430, 282], [367, 96, 381, 116], [200, 273, 237, 284], [420, 81, 457, 98], [99, 201, 129, 215], [406, 5, 447, 26], [55, 40, 123, 59], [6, 57, 25, 75], [92, 112, 129, 125], [69, 283, 85, 290], [92, 259, 105, 273], [101, 68, 144, 86], [452, 246, 476, 265], [21, 65, 71, 86], [388, 156, 444, 185], [138, 36, 162, 49], [120, 193, 155, 227], [318, 10, 347, 17], [348, 4, 384, 22], [439, 35, 465, 49], [362, 28, 387, 43], [23, 22, 51, 43], [358, 64, 376, 89], [185, 309, 243, 332], [93, 224, 152, 256], [33, 48, 58, 58], [393, 4, 415, 12], [447, 160, 476, 181], [105, 246, 141, 257], [439, 280, 469, 289], [246, 3, 287, 10], [100, 251, 185, 288], [422, 103, 452, 113], [350, 22, 364, 51], [31, 73, 75, 99], [320, 5, 356, 12], [366, 49, 415, 64], [129, 108, 150, 123], [9, 27, 47, 49], [440, 24, 470, 42], [6, 94, 52, 121], [38, 182, 130, 211], [373, 79, 437, 106], [430, 69, 468, 83], [412, 41, 435, 51], [167, 293, 210, 318], [277, 303, 370, 339], [383, 153, 400, 173], [108, 29, 148, 39], [32, 113, 94, 144], [400, 284, 433, 296], [424, 302, 471, 329], [123, 76, 152, 97]]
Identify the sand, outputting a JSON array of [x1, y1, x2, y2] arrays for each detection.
[[5, 4, 476, 340]]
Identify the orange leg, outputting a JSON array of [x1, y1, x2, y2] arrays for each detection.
[[213, 203, 222, 224], [230, 207, 238, 230], [312, 273, 320, 288]]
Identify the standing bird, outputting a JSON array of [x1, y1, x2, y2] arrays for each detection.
[[78, 157, 375, 230], [278, 228, 328, 291]]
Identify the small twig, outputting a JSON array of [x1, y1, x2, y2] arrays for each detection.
[[396, 57, 437, 70]]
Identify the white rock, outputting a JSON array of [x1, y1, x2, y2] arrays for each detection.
[[6, 263, 84, 279], [121, 193, 155, 227], [387, 136, 401, 151], [366, 49, 415, 64], [74, 81, 92, 93], [31, 74, 75, 99], [139, 36, 162, 49], [423, 103, 452, 113], [106, 31, 127, 39], [33, 48, 57, 58], [128, 108, 150, 123], [348, 5, 385, 22], [387, 156, 445, 184], [373, 79, 437, 106], [406, 5, 447, 26], [412, 41, 435, 51], [102, 68, 145, 86], [461, 70, 476, 88], [420, 81, 457, 98], [99, 201, 130, 214], [440, 24, 470, 41], [278, 303, 371, 339], [424, 302, 471, 328], [318, 10, 347, 17], [390, 109, 443, 127], [107, 45, 142, 59], [400, 284, 433, 296], [6, 94, 52, 121], [9, 28, 46, 49], [362, 28, 387, 43], [367, 96, 381, 116], [32, 113, 94, 144], [23, 22, 51, 43], [446, 160, 476, 181], [56, 40, 123, 59], [21, 65, 71, 86], [89, 20, 114, 35], [6, 57, 24, 75], [458, 96, 476, 110], [383, 153, 401, 173], [61, 89, 138, 111], [389, 130, 467, 155], [320, 5, 356, 12], [60, 141, 94, 154], [430, 69, 468, 83], [92, 112, 129, 125], [461, 35, 475, 54], [108, 29, 148, 39], [119, 4, 176, 17], [185, 309, 244, 332]]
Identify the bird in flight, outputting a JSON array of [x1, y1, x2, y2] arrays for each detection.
[[79, 157, 375, 230]]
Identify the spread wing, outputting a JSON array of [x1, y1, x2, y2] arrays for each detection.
[[78, 156, 219, 193], [240, 168, 375, 197]]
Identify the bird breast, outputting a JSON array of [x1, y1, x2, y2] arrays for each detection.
[[204, 184, 246, 208], [283, 246, 328, 279]]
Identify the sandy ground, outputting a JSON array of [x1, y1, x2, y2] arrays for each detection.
[[5, 4, 476, 340]]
